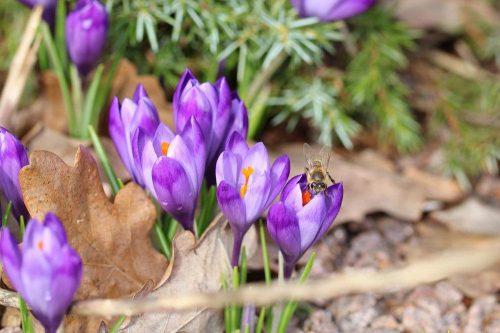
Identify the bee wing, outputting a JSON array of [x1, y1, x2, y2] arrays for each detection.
[[319, 145, 332, 171], [303, 143, 314, 169]]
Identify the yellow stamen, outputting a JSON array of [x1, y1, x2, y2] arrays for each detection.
[[161, 142, 170, 156], [239, 166, 254, 198], [37, 240, 44, 251]]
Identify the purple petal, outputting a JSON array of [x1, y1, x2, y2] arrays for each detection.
[[215, 152, 240, 188], [133, 84, 149, 102], [168, 136, 198, 192], [152, 157, 197, 231], [243, 171, 271, 223], [267, 202, 301, 264], [281, 174, 306, 201], [173, 68, 196, 123], [180, 118, 206, 189], [265, 154, 291, 207], [131, 98, 160, 137], [43, 213, 68, 245], [297, 193, 327, 251], [140, 138, 157, 196], [0, 228, 22, 293], [226, 132, 249, 157], [283, 183, 303, 213], [152, 123, 176, 155], [216, 181, 246, 233], [176, 85, 213, 143], [108, 98, 130, 171], [243, 142, 270, 174], [316, 182, 343, 240], [225, 93, 249, 144], [208, 78, 232, 163], [292, 0, 376, 22]]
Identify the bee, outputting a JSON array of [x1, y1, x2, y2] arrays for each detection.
[[304, 143, 336, 194]]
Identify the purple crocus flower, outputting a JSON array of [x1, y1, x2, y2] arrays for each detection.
[[0, 127, 29, 220], [174, 69, 248, 184], [18, 0, 57, 26], [65, 0, 108, 76], [109, 84, 160, 186], [267, 174, 343, 278], [0, 213, 82, 333], [216, 132, 290, 266], [134, 118, 205, 232], [290, 0, 376, 22]]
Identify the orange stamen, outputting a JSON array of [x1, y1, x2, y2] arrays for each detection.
[[37, 240, 44, 251], [302, 190, 312, 206], [161, 142, 170, 156], [239, 166, 254, 198]]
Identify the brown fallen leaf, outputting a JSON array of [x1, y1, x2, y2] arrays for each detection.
[[22, 124, 130, 183], [19, 146, 168, 332], [391, 0, 499, 33], [270, 145, 463, 224], [110, 59, 174, 129], [430, 198, 500, 236], [121, 216, 257, 333]]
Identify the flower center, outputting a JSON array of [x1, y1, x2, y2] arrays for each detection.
[[161, 142, 170, 156], [239, 166, 254, 198], [37, 240, 44, 251], [302, 190, 312, 206]]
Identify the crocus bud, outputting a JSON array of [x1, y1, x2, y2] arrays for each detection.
[[109, 84, 160, 186], [216, 132, 290, 266], [290, 0, 376, 22], [267, 174, 343, 278], [18, 0, 57, 26], [135, 118, 206, 232], [174, 69, 249, 184], [65, 0, 108, 76], [0, 213, 82, 333], [0, 127, 29, 220]]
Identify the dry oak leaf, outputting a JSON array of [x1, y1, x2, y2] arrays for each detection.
[[120, 216, 251, 333], [18, 146, 168, 300]]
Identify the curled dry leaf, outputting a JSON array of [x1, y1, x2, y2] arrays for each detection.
[[18, 146, 168, 332], [121, 216, 257, 333]]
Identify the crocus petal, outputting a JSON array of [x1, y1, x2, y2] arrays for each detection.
[[152, 157, 196, 231], [265, 154, 291, 207], [0, 228, 22, 293], [108, 98, 130, 171], [216, 151, 240, 188], [133, 84, 148, 102], [152, 123, 176, 155], [173, 68, 196, 123], [176, 85, 213, 142], [131, 98, 160, 137], [267, 202, 301, 263], [226, 132, 249, 158], [324, 0, 375, 21], [208, 78, 231, 162], [43, 213, 68, 245], [216, 181, 246, 232], [243, 142, 270, 174], [168, 136, 198, 192], [140, 138, 157, 196], [281, 174, 305, 201], [297, 193, 327, 251], [283, 182, 303, 213], [65, 0, 108, 76], [243, 171, 271, 223], [315, 182, 343, 241], [180, 117, 206, 189], [225, 92, 249, 144]]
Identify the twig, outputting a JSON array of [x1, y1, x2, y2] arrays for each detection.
[[69, 238, 500, 317], [0, 6, 43, 127]]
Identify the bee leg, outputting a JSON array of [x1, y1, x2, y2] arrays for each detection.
[[327, 171, 336, 184]]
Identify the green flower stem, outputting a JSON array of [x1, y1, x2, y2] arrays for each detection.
[[19, 297, 34, 333], [256, 220, 272, 333], [108, 315, 126, 333], [221, 275, 232, 333], [37, 43, 49, 70], [196, 182, 216, 238], [88, 125, 121, 195], [259, 220, 271, 284], [277, 253, 316, 333], [41, 23, 77, 136], [2, 201, 12, 227], [240, 247, 247, 285], [55, 0, 67, 70], [70, 65, 83, 124], [154, 221, 171, 259], [230, 266, 240, 332], [165, 215, 178, 243], [19, 216, 26, 237], [81, 64, 105, 139]]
